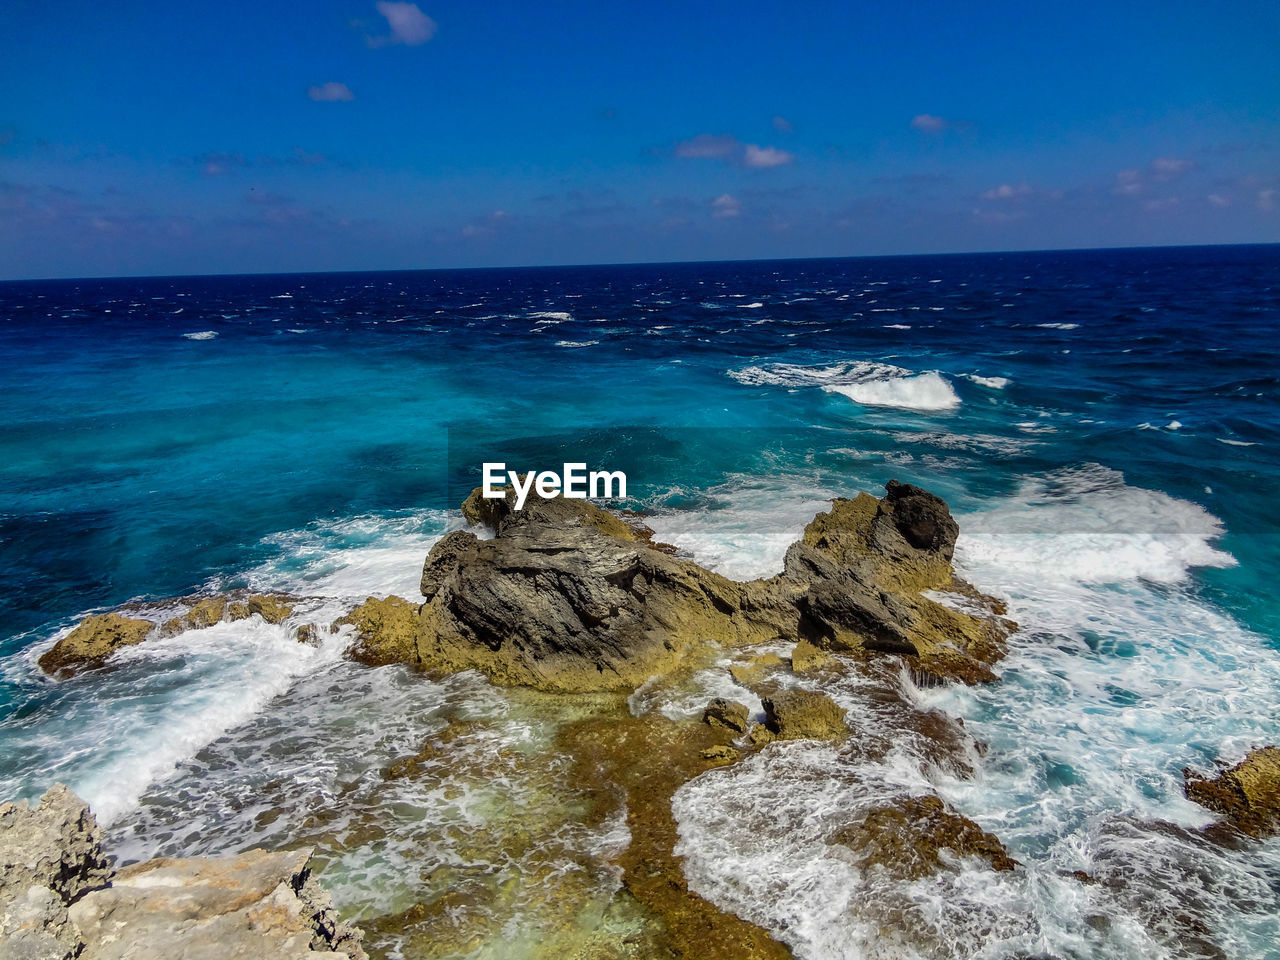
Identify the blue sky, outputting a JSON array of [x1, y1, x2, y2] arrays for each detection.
[[1, 0, 1277, 278]]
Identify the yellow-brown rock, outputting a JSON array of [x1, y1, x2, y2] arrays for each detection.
[[1184, 746, 1280, 838], [760, 689, 849, 741], [226, 594, 295, 625], [334, 596, 423, 667], [789, 637, 829, 673], [37, 614, 153, 677], [729, 653, 784, 687], [831, 794, 1019, 879], [702, 698, 750, 733], [343, 480, 1012, 694]]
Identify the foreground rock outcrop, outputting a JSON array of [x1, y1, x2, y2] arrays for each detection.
[[1185, 746, 1280, 839], [339, 480, 1013, 692], [0, 785, 364, 959], [0, 785, 110, 960]]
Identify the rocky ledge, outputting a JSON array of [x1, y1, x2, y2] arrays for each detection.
[[0, 785, 365, 960], [36, 591, 313, 678], [338, 479, 1014, 691], [1185, 746, 1280, 839]]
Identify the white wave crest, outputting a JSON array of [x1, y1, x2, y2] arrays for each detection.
[[954, 464, 1235, 586], [730, 361, 961, 412], [963, 373, 1010, 389], [825, 373, 960, 411], [182, 331, 217, 340], [9, 604, 350, 825]]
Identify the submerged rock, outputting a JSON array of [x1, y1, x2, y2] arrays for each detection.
[[729, 652, 784, 687], [561, 710, 793, 959], [831, 794, 1019, 880], [759, 689, 849, 741], [0, 785, 364, 959], [1184, 746, 1280, 839], [36, 614, 153, 677]]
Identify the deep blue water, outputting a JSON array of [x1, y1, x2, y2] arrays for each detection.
[[2, 244, 1279, 958], [3, 245, 1276, 646]]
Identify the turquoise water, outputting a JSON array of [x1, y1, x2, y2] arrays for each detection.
[[1, 245, 1278, 957]]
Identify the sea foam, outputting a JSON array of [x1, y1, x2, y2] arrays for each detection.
[[668, 464, 1278, 959], [729, 361, 961, 412]]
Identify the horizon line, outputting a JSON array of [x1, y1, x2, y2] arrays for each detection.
[[2, 239, 1276, 285]]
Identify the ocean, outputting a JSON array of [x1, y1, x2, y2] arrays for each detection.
[[1, 244, 1278, 958]]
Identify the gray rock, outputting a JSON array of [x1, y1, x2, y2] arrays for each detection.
[[0, 784, 110, 904], [355, 480, 1012, 690], [0, 784, 110, 960], [873, 479, 960, 561], [69, 848, 366, 960], [1, 785, 364, 960], [1, 884, 81, 960]]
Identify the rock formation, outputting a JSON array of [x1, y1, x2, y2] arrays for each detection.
[[36, 615, 154, 677], [0, 785, 364, 959], [337, 480, 1013, 692], [757, 689, 850, 741], [70, 848, 365, 960], [37, 592, 305, 678], [1184, 746, 1280, 838], [0, 784, 110, 960], [702, 697, 751, 733], [831, 794, 1019, 879], [18, 480, 1027, 958]]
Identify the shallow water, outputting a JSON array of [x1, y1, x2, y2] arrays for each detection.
[[1, 245, 1278, 957]]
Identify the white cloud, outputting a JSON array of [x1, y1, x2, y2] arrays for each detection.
[[1260, 189, 1277, 212], [1208, 193, 1231, 208], [1113, 169, 1143, 195], [711, 194, 741, 218], [772, 115, 794, 133], [1113, 158, 1194, 196], [675, 134, 794, 168], [742, 144, 795, 168], [911, 113, 948, 133], [1151, 156, 1193, 180], [1143, 197, 1181, 213], [675, 134, 739, 159], [461, 209, 509, 237], [980, 182, 1033, 201], [370, 2, 437, 47], [308, 82, 355, 102]]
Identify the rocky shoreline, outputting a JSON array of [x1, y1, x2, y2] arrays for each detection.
[[0, 784, 365, 959], [6, 481, 1279, 958]]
